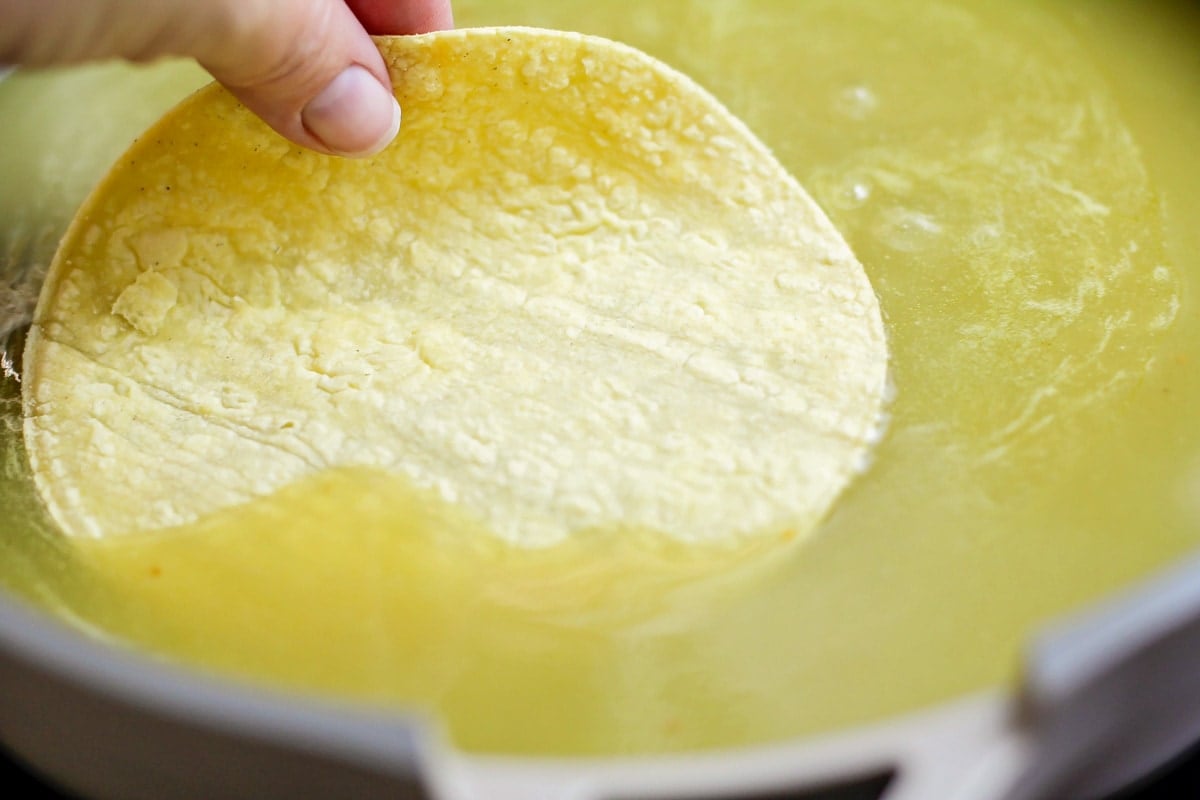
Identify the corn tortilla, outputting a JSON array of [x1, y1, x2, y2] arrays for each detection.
[[22, 28, 888, 547]]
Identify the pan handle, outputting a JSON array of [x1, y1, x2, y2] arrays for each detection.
[[1003, 549, 1200, 799], [437, 549, 1200, 800], [882, 548, 1200, 800], [873, 710, 1029, 800], [434, 694, 1033, 800]]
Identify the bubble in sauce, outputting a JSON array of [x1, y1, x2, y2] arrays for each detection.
[[833, 85, 879, 120], [827, 173, 873, 211]]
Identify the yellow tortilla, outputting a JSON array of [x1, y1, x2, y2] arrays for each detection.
[[22, 27, 888, 547]]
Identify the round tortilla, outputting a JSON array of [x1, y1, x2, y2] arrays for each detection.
[[22, 28, 888, 547]]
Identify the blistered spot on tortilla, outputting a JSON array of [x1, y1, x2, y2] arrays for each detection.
[[112, 270, 177, 335]]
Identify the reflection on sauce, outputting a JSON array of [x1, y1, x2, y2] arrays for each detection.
[[2, 0, 1200, 757]]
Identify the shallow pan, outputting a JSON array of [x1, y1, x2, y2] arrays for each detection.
[[2, 2, 1200, 798]]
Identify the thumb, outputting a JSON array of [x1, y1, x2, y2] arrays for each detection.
[[193, 1, 401, 157]]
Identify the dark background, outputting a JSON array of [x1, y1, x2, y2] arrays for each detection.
[[5, 736, 1200, 799]]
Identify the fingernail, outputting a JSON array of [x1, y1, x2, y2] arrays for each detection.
[[302, 65, 401, 157]]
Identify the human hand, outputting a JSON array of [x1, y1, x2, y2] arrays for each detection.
[[0, 0, 454, 157]]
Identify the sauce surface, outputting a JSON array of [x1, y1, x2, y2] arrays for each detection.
[[1, 0, 1200, 757]]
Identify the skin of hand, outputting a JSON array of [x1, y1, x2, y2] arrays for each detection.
[[0, 0, 455, 157]]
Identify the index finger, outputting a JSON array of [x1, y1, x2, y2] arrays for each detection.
[[345, 0, 455, 35]]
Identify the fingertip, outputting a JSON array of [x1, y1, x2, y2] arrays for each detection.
[[300, 64, 400, 157]]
